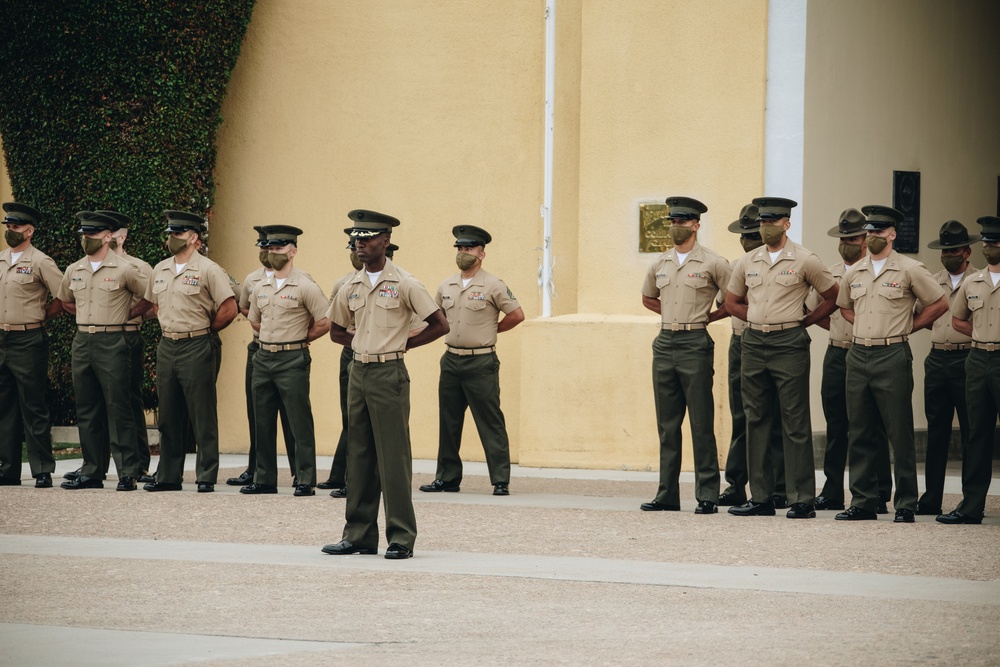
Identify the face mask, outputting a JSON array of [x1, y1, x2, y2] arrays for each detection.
[[108, 238, 119, 251], [839, 241, 863, 264], [456, 252, 478, 271], [760, 224, 785, 246], [739, 236, 763, 252], [267, 252, 289, 271], [983, 245, 1000, 266], [166, 235, 189, 256], [865, 236, 888, 256], [4, 230, 25, 247], [941, 254, 965, 274], [81, 236, 104, 256], [668, 225, 694, 245], [350, 251, 363, 271], [258, 249, 272, 269]]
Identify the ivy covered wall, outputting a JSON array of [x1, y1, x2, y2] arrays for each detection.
[[0, 0, 255, 424]]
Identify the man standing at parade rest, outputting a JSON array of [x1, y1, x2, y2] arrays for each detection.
[[227, 226, 297, 487], [243, 225, 329, 496], [143, 211, 238, 493], [323, 209, 448, 560], [938, 216, 1000, 525], [917, 220, 977, 516], [725, 197, 838, 519], [718, 204, 787, 508], [420, 224, 524, 496], [812, 209, 893, 513], [639, 197, 730, 514], [0, 202, 64, 488], [58, 211, 151, 490], [834, 205, 948, 522]]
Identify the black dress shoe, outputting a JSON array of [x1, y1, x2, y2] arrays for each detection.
[[34, 473, 52, 489], [936, 510, 983, 525], [770, 495, 788, 509], [419, 479, 460, 493], [0, 478, 23, 486], [493, 483, 509, 496], [139, 473, 156, 484], [728, 501, 776, 516], [116, 476, 137, 491], [329, 486, 347, 498], [384, 543, 413, 560], [786, 502, 816, 519], [717, 489, 747, 506], [293, 484, 315, 497], [197, 482, 215, 493], [893, 509, 914, 523], [226, 470, 253, 486], [317, 478, 342, 490], [915, 502, 941, 516], [239, 482, 277, 494], [694, 500, 718, 514], [814, 495, 844, 510], [876, 500, 888, 515], [640, 500, 680, 511], [143, 481, 182, 492], [835, 506, 877, 521], [61, 475, 104, 490], [321, 540, 377, 555], [63, 467, 83, 481]]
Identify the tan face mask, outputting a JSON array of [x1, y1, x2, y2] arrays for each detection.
[[865, 236, 888, 256], [456, 252, 478, 271], [740, 236, 763, 252], [839, 241, 863, 264], [267, 252, 289, 271], [760, 224, 785, 246], [983, 245, 1000, 266], [4, 230, 25, 247], [941, 254, 965, 274], [166, 235, 189, 256], [259, 249, 272, 268], [668, 225, 694, 245], [81, 236, 104, 256], [108, 238, 119, 251], [350, 251, 363, 271]]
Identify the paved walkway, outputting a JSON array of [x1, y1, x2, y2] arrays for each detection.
[[2, 455, 998, 665]]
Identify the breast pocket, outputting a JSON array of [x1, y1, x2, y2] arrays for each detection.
[[877, 285, 906, 314], [849, 284, 868, 313], [464, 300, 487, 312], [775, 274, 802, 288], [683, 276, 709, 304], [375, 296, 400, 328], [180, 283, 201, 296]]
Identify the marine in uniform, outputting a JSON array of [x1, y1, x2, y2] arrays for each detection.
[[322, 210, 448, 560], [639, 197, 730, 514], [227, 226, 297, 487], [242, 225, 329, 495], [143, 211, 238, 493], [834, 205, 947, 522], [420, 224, 524, 496], [0, 202, 64, 488], [719, 204, 787, 508], [917, 220, 976, 516], [57, 211, 151, 491], [725, 197, 838, 519], [812, 209, 893, 512], [938, 216, 1000, 525]]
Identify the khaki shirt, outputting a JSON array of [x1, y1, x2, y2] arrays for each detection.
[[119, 251, 153, 326], [57, 252, 148, 326], [728, 256, 747, 335], [837, 250, 944, 339], [437, 268, 519, 348], [926, 266, 975, 345], [0, 245, 63, 325], [145, 252, 234, 333], [952, 269, 1000, 342], [641, 243, 731, 326], [249, 269, 328, 343], [805, 262, 855, 343], [727, 241, 836, 325], [327, 258, 438, 355], [328, 271, 357, 333]]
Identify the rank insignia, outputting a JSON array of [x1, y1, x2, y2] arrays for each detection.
[[378, 285, 399, 298]]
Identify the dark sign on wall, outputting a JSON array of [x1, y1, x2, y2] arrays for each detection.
[[892, 171, 920, 253]]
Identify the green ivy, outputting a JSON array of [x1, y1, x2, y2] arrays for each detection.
[[0, 0, 256, 424]]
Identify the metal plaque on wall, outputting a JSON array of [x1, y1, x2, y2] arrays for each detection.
[[892, 171, 920, 253], [639, 203, 673, 253]]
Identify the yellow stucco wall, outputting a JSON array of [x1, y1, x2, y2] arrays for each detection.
[[801, 0, 1000, 433]]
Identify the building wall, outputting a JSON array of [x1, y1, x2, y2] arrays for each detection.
[[801, 0, 1000, 433]]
